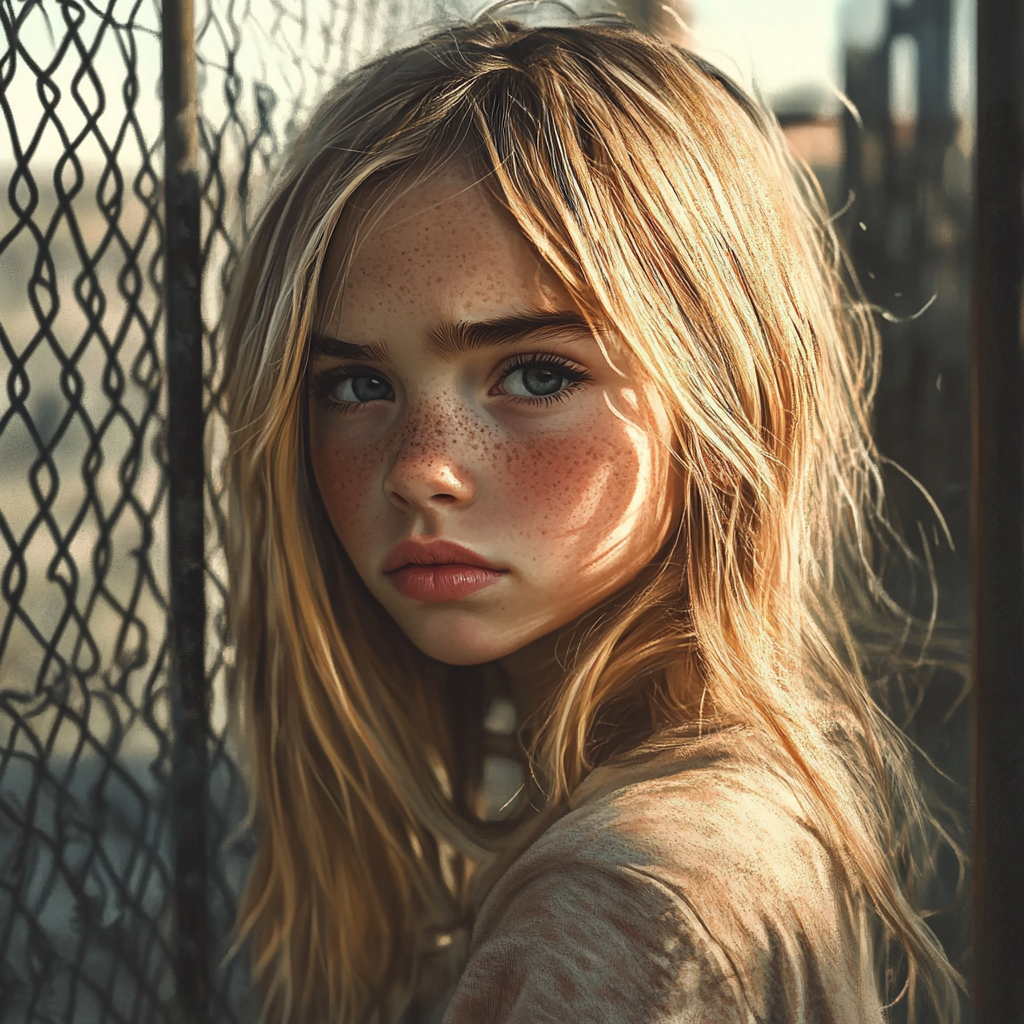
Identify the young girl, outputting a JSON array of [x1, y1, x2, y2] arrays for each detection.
[[222, 11, 963, 1023]]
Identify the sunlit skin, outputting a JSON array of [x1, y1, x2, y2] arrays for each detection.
[[309, 166, 680, 676]]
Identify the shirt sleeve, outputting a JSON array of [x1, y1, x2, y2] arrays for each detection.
[[438, 748, 885, 1024], [440, 857, 748, 1024]]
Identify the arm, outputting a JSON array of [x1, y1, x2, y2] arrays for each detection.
[[441, 859, 749, 1024], [439, 754, 887, 1024]]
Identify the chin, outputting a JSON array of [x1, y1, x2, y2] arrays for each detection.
[[401, 611, 531, 666]]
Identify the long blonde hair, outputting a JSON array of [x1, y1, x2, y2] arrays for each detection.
[[223, 16, 961, 1023]]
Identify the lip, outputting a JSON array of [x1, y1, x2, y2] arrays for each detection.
[[383, 538, 508, 603]]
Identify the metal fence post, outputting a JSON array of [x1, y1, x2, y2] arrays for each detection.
[[971, 0, 1024, 1017], [162, 0, 209, 1020]]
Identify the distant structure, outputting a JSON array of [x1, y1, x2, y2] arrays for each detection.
[[772, 82, 845, 213], [841, 0, 973, 999], [842, 0, 971, 575]]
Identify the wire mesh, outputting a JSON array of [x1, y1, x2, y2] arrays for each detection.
[[1, 0, 441, 1020], [1, 0, 172, 1018]]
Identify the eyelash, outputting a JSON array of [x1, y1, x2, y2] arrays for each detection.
[[309, 366, 387, 415], [309, 353, 593, 413], [492, 353, 592, 405]]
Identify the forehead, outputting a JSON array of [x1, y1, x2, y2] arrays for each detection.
[[315, 164, 575, 337]]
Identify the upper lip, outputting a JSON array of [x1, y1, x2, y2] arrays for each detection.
[[383, 538, 505, 574]]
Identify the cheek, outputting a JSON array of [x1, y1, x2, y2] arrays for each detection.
[[497, 420, 646, 550], [310, 431, 386, 545]]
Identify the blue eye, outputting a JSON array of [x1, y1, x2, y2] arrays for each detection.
[[327, 371, 394, 405], [503, 365, 569, 397], [500, 357, 590, 401]]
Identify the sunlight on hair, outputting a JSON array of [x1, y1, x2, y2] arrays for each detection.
[[221, 14, 965, 1024]]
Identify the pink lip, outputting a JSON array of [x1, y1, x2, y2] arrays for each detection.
[[383, 539, 508, 603]]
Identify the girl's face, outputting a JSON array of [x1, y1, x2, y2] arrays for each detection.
[[310, 167, 680, 665]]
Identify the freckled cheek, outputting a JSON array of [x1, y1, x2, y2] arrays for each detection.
[[497, 428, 642, 545], [309, 435, 387, 548]]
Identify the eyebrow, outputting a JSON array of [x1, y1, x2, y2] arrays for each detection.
[[311, 335, 389, 362], [311, 310, 594, 362], [430, 311, 594, 356]]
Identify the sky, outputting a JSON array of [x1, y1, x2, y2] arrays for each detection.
[[693, 0, 974, 115], [690, 0, 846, 99], [0, 0, 977, 171]]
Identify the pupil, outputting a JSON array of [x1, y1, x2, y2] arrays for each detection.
[[352, 375, 390, 402], [523, 367, 563, 396]]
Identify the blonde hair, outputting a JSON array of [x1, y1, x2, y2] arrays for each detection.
[[223, 17, 962, 1024]]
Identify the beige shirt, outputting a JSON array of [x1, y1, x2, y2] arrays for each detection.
[[440, 727, 884, 1024]]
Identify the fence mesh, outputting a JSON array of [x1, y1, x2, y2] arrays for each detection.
[[1, 1, 436, 1020], [1, 0, 172, 1018]]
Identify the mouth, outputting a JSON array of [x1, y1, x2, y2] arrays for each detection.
[[383, 538, 509, 603]]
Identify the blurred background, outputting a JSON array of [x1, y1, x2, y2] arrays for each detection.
[[0, 0, 974, 1020]]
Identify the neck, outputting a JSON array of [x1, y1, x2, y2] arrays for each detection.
[[496, 628, 568, 737]]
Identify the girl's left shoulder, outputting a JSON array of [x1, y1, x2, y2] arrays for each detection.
[[442, 726, 884, 1024]]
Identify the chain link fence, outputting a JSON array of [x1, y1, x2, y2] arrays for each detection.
[[1, 1, 436, 1019]]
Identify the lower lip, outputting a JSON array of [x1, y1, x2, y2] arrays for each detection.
[[386, 564, 507, 602]]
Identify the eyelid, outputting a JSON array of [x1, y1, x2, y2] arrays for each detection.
[[493, 350, 590, 377], [309, 363, 394, 402], [310, 355, 386, 376], [309, 352, 593, 404], [490, 351, 594, 399]]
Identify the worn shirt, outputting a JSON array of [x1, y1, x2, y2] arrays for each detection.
[[439, 726, 884, 1024]]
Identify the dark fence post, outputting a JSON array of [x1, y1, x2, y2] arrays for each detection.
[[971, 0, 1024, 1017], [162, 0, 209, 1021]]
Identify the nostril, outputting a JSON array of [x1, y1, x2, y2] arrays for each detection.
[[384, 463, 476, 509]]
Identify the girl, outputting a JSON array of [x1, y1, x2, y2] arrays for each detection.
[[222, 10, 963, 1023]]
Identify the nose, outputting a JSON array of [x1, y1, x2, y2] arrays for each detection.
[[384, 418, 477, 511]]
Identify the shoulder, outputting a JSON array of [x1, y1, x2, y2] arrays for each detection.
[[442, 727, 884, 1024]]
